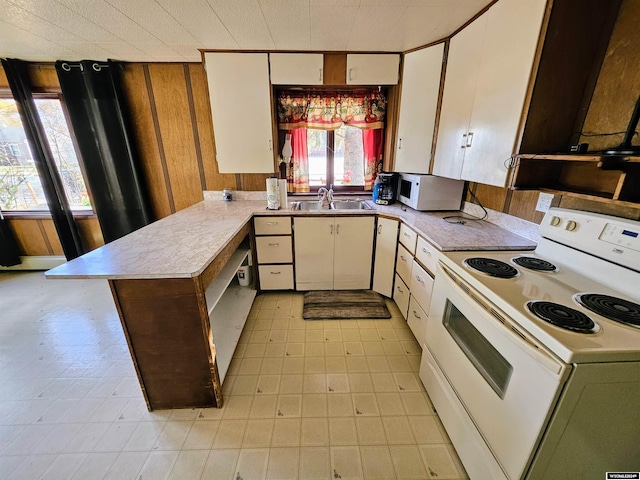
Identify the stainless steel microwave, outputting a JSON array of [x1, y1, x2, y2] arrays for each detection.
[[397, 173, 465, 211]]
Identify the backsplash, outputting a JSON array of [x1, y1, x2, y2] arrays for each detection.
[[463, 201, 541, 243]]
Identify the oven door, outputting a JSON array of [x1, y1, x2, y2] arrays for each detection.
[[424, 263, 570, 480]]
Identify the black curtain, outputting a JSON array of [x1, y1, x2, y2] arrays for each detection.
[[55, 60, 152, 244], [2, 58, 84, 260], [0, 210, 21, 267]]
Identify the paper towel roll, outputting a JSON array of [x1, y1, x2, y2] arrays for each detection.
[[266, 178, 280, 210], [278, 179, 288, 209]]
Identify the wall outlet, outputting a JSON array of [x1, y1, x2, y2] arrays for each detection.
[[535, 192, 554, 213]]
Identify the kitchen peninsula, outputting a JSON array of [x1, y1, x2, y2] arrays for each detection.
[[46, 193, 535, 410]]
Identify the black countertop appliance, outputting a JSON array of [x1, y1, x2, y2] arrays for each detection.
[[372, 172, 399, 205]]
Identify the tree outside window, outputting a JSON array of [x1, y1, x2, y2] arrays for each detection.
[[0, 97, 91, 211]]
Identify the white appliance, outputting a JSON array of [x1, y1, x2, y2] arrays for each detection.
[[420, 208, 640, 480], [397, 173, 464, 211]]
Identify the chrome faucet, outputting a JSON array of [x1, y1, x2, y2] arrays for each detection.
[[318, 185, 333, 208]]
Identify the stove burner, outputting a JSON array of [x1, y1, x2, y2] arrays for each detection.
[[574, 293, 640, 328], [464, 258, 519, 278], [512, 256, 557, 272], [527, 301, 598, 333]]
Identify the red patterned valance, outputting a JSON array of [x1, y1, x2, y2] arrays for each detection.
[[277, 89, 386, 130]]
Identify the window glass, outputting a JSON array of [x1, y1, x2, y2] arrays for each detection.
[[0, 97, 90, 211], [306, 125, 365, 189], [334, 125, 364, 186]]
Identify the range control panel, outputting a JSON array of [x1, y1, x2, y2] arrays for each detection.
[[599, 224, 640, 253], [540, 208, 640, 270]]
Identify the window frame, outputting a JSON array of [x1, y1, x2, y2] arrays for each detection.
[[0, 91, 94, 215]]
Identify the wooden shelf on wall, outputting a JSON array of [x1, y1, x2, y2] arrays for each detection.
[[510, 153, 640, 205]]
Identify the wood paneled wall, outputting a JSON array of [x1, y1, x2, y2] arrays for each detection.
[[120, 63, 270, 220]]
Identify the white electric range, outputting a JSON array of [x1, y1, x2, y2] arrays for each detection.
[[419, 208, 640, 480]]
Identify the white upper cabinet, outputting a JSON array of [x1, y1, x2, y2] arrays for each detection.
[[432, 0, 547, 187], [346, 54, 400, 85], [432, 12, 487, 181], [394, 43, 445, 174], [204, 52, 274, 174], [269, 53, 324, 85], [460, 0, 547, 186]]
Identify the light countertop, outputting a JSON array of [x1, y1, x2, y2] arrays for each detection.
[[46, 197, 536, 280]]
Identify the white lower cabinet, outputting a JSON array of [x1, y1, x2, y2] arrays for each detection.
[[372, 217, 399, 297], [396, 244, 413, 285], [393, 273, 410, 319], [410, 260, 434, 314], [295, 216, 375, 290], [254, 216, 294, 291], [407, 296, 428, 345], [258, 265, 294, 290]]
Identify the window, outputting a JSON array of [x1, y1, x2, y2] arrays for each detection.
[[307, 124, 365, 190], [0, 97, 90, 211]]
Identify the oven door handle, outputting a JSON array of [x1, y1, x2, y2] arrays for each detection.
[[439, 262, 565, 375]]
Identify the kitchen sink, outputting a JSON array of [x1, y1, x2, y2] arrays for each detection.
[[292, 199, 373, 211], [331, 199, 373, 210], [292, 200, 331, 211]]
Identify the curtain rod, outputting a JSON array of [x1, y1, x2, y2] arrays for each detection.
[[59, 62, 110, 72]]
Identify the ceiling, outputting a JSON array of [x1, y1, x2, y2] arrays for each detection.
[[0, 0, 492, 63]]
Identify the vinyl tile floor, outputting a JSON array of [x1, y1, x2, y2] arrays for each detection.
[[0, 271, 468, 480]]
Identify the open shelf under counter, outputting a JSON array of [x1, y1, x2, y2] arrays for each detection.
[[204, 245, 252, 317], [510, 153, 640, 205]]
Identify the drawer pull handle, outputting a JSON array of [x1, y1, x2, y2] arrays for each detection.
[[422, 247, 430, 255], [268, 243, 279, 247], [403, 232, 410, 237], [400, 255, 406, 261], [266, 222, 279, 225], [397, 286, 404, 293], [270, 271, 281, 275], [378, 225, 382, 234], [416, 275, 425, 285], [412, 310, 421, 319]]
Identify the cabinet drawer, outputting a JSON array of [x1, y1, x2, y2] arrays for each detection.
[[415, 237, 438, 275], [258, 265, 294, 290], [410, 260, 434, 314], [255, 236, 292, 264], [254, 217, 292, 235], [396, 244, 413, 285], [407, 296, 428, 345], [399, 223, 417, 254], [393, 274, 410, 319]]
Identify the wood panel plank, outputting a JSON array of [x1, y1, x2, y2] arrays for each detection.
[[6, 218, 50, 256], [40, 218, 63, 255], [148, 64, 204, 212], [507, 190, 548, 224], [188, 64, 237, 191], [76, 216, 105, 251], [467, 183, 508, 212], [120, 64, 172, 220], [27, 65, 60, 91], [580, 0, 640, 152], [110, 278, 216, 410], [323, 54, 347, 85]]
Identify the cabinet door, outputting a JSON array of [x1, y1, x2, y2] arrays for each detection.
[[461, 0, 547, 187], [294, 217, 334, 290], [395, 44, 445, 174], [346, 54, 400, 85], [410, 260, 434, 315], [393, 274, 410, 319], [372, 217, 399, 297], [270, 53, 324, 85], [204, 52, 274, 173], [333, 216, 375, 290], [432, 11, 488, 180]]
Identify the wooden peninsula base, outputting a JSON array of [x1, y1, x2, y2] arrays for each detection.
[[108, 224, 254, 410]]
